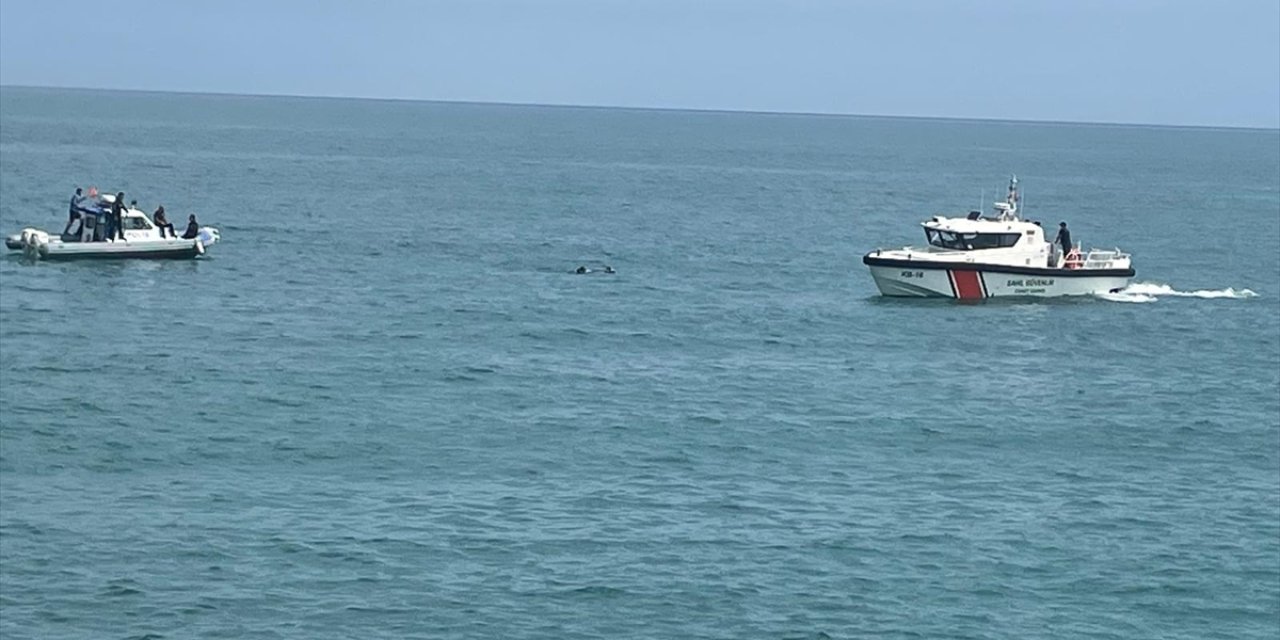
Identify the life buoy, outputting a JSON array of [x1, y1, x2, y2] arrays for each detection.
[[1064, 249, 1083, 270]]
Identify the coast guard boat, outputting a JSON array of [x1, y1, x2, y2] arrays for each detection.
[[862, 177, 1134, 299], [6, 192, 218, 261]]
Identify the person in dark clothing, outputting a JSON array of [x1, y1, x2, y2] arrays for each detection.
[[64, 187, 86, 235], [181, 214, 200, 239], [108, 192, 127, 241], [153, 206, 176, 238], [1054, 222, 1072, 259]]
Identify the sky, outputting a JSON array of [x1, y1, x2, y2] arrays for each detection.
[[0, 0, 1277, 128]]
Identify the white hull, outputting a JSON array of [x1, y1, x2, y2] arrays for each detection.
[[8, 192, 219, 261], [866, 263, 1131, 299], [7, 227, 218, 261]]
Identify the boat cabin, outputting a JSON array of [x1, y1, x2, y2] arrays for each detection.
[[120, 209, 162, 240], [921, 217, 1047, 252], [68, 206, 167, 243]]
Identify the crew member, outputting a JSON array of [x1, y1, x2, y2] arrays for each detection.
[[64, 187, 86, 236], [108, 192, 127, 241], [181, 214, 200, 239], [1054, 222, 1072, 261], [154, 206, 176, 238]]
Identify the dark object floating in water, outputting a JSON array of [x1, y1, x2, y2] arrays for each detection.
[[572, 264, 616, 275]]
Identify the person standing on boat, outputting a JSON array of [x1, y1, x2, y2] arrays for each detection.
[[153, 206, 176, 238], [181, 214, 200, 239], [103, 194, 116, 241], [108, 192, 127, 241], [1054, 222, 1072, 262], [63, 187, 86, 236]]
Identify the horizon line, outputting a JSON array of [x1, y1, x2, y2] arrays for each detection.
[[2, 83, 1277, 133]]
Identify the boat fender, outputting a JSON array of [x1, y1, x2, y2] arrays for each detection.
[[195, 239, 205, 255]]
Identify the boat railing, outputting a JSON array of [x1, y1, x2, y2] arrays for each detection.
[[1085, 249, 1128, 268], [1062, 248, 1129, 270]]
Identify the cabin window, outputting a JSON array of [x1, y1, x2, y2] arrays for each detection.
[[124, 217, 154, 230], [925, 230, 1020, 250]]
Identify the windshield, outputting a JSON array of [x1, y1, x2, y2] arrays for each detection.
[[925, 229, 1020, 251]]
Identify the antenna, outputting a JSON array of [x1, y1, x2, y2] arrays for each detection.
[[1008, 174, 1019, 217]]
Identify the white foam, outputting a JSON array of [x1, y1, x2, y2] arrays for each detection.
[[1096, 291, 1157, 303], [1099, 282, 1259, 302]]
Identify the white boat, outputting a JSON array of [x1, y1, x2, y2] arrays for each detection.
[[6, 194, 219, 261], [863, 177, 1134, 299]]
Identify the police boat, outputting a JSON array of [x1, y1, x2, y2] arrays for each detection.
[[6, 193, 219, 261]]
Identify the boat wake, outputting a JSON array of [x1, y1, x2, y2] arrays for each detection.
[[1097, 282, 1259, 304]]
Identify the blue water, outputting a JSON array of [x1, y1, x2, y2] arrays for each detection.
[[1, 86, 1277, 639]]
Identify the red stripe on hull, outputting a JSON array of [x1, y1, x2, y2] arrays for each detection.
[[950, 270, 984, 300]]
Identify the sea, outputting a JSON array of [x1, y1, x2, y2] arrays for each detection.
[[0, 86, 1277, 640]]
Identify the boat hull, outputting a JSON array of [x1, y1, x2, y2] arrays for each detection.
[[37, 241, 203, 260], [7, 229, 214, 261], [864, 255, 1134, 299]]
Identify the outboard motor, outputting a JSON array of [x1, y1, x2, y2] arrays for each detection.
[[20, 228, 49, 259], [197, 227, 219, 247]]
